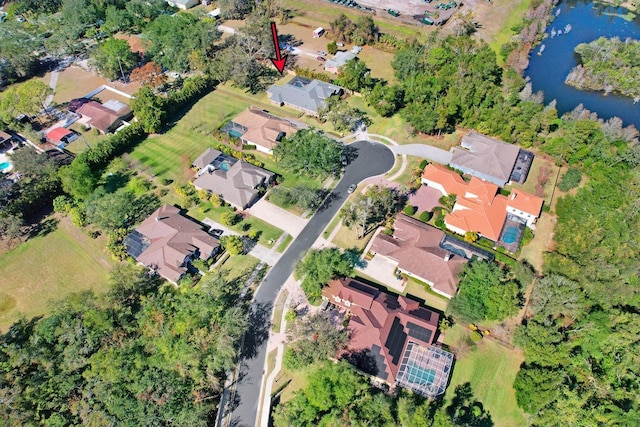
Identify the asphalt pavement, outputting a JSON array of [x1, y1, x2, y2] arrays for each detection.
[[227, 140, 394, 427]]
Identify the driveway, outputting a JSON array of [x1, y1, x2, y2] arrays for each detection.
[[202, 218, 281, 266], [227, 140, 394, 427], [391, 144, 453, 165], [246, 199, 307, 238]]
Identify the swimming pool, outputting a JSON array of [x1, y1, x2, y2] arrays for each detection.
[[0, 161, 11, 172], [502, 225, 519, 244], [404, 362, 436, 386]]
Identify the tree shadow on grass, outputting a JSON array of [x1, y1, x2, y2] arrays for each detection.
[[29, 216, 59, 239]]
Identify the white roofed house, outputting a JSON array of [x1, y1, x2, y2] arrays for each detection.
[[165, 0, 200, 10]]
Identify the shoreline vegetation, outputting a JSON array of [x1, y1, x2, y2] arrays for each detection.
[[565, 36, 640, 101], [596, 0, 638, 14]]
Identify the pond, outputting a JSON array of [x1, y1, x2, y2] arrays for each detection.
[[525, 0, 640, 128]]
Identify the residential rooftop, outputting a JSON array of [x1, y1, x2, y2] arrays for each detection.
[[322, 277, 453, 398]]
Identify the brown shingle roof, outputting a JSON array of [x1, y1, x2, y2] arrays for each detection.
[[371, 214, 467, 297], [323, 278, 440, 384], [131, 205, 219, 283], [77, 100, 131, 133], [232, 107, 298, 152]]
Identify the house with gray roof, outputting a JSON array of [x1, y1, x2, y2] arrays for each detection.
[[192, 148, 223, 170], [192, 150, 274, 209], [449, 131, 529, 187], [325, 51, 357, 74], [266, 76, 344, 116]]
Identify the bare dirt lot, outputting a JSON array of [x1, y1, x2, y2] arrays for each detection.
[[354, 0, 459, 24], [49, 65, 140, 104]]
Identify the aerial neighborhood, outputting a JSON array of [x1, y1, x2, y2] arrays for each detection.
[[0, 0, 637, 426]]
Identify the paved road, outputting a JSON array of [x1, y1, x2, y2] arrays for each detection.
[[391, 143, 453, 165], [227, 141, 394, 427]]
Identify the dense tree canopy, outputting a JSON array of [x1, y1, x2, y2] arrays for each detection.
[[274, 361, 491, 427], [283, 313, 347, 370], [335, 58, 374, 92], [0, 266, 246, 425], [447, 261, 520, 323], [340, 184, 399, 239], [274, 129, 343, 178], [294, 248, 356, 301], [567, 36, 640, 99], [90, 38, 137, 80], [145, 13, 220, 72]]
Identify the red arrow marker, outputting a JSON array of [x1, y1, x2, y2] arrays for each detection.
[[270, 22, 288, 74]]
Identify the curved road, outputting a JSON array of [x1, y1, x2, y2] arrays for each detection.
[[228, 140, 394, 427]]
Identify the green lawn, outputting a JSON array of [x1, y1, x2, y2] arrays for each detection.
[[188, 204, 283, 248], [443, 324, 526, 427], [482, 0, 532, 62], [404, 277, 449, 312], [390, 155, 422, 187], [276, 234, 294, 253], [129, 88, 250, 183], [218, 253, 260, 283], [0, 218, 113, 331], [331, 224, 373, 253]]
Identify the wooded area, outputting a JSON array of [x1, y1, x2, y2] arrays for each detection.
[[0, 266, 247, 425], [567, 36, 640, 99]]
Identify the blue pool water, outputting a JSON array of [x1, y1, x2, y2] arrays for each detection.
[[406, 363, 436, 385], [502, 226, 519, 244], [220, 162, 231, 171], [0, 161, 10, 171]]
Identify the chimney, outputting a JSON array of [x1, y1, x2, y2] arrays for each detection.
[[444, 253, 451, 262]]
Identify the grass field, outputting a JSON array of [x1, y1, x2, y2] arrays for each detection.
[[219, 253, 261, 283], [0, 218, 113, 331], [477, 0, 532, 61], [443, 324, 527, 426], [508, 154, 560, 208], [390, 155, 422, 186], [50, 66, 140, 104], [331, 224, 373, 253], [276, 234, 294, 253]]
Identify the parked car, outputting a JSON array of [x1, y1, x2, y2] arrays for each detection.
[[336, 42, 344, 47], [317, 56, 326, 62], [317, 50, 327, 56], [341, 154, 348, 167], [348, 184, 357, 193]]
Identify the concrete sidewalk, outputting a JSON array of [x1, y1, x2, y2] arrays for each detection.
[[247, 199, 308, 237]]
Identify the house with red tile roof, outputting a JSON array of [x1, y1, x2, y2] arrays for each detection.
[[124, 204, 220, 283], [322, 277, 454, 398], [45, 127, 79, 149], [421, 164, 543, 248], [506, 189, 544, 227]]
